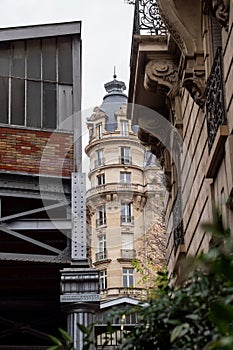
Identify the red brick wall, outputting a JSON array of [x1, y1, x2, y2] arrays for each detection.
[[0, 127, 74, 177]]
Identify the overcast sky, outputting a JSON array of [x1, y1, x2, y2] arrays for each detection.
[[0, 0, 134, 111]]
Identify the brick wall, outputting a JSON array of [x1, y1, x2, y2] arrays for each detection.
[[0, 127, 74, 177]]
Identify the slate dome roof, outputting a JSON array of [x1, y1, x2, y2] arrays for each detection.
[[100, 74, 128, 132]]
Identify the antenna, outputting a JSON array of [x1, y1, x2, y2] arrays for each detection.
[[113, 66, 117, 79]]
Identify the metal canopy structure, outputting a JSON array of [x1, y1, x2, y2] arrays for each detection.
[[0, 21, 99, 350]]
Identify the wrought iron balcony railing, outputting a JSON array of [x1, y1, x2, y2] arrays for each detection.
[[95, 250, 107, 261], [205, 47, 227, 151], [121, 249, 136, 259], [173, 190, 184, 255], [132, 0, 167, 35]]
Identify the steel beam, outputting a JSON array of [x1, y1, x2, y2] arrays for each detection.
[[7, 219, 71, 230], [0, 202, 68, 223], [0, 225, 62, 254]]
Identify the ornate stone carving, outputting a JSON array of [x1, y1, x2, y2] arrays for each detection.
[[212, 0, 230, 29], [183, 75, 205, 109], [145, 60, 179, 94], [203, 0, 229, 28]]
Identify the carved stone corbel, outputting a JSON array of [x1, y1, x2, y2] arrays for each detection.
[[183, 75, 205, 109], [145, 59, 179, 96]]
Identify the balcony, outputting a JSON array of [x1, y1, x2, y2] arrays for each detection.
[[205, 47, 227, 151], [131, 0, 167, 35], [95, 250, 107, 261], [121, 249, 136, 259], [121, 215, 134, 225], [86, 183, 145, 198], [100, 287, 147, 299]]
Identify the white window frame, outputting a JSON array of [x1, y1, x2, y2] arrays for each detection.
[[96, 123, 103, 139], [120, 147, 131, 164], [97, 173, 105, 186], [121, 203, 132, 224], [120, 120, 129, 137], [123, 268, 134, 288], [120, 172, 131, 184], [96, 149, 104, 166], [100, 269, 107, 290], [96, 204, 106, 227]]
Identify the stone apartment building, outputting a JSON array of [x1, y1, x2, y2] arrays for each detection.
[[128, 0, 233, 275], [85, 75, 165, 347]]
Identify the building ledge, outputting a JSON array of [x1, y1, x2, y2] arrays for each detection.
[[93, 259, 112, 267], [206, 125, 229, 178]]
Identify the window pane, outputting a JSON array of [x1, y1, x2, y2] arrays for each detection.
[[11, 78, 25, 125], [58, 84, 73, 130], [0, 42, 10, 76], [12, 41, 25, 78], [27, 81, 41, 127], [120, 172, 131, 183], [58, 36, 72, 84], [42, 38, 56, 81], [43, 82, 56, 129], [0, 77, 8, 123], [97, 174, 105, 186], [27, 39, 41, 80]]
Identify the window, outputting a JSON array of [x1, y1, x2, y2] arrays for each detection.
[[0, 36, 73, 130], [96, 234, 106, 260], [120, 120, 129, 137], [96, 204, 106, 227], [97, 123, 103, 139], [97, 173, 105, 186], [100, 269, 107, 290], [96, 149, 104, 167], [121, 203, 132, 224], [120, 172, 131, 184], [120, 147, 131, 164], [123, 268, 134, 288]]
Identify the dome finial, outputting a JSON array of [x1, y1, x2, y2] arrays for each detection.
[[113, 65, 117, 79]]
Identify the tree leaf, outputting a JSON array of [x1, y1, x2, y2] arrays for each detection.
[[170, 323, 189, 343]]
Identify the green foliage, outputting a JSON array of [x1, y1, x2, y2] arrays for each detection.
[[47, 328, 74, 350], [105, 208, 233, 350], [49, 209, 233, 350]]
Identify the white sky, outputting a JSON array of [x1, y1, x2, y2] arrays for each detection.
[[0, 0, 134, 111]]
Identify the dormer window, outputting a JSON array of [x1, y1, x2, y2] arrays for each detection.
[[97, 123, 103, 139], [120, 120, 128, 137]]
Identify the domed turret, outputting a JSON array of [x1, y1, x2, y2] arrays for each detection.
[[100, 73, 128, 132]]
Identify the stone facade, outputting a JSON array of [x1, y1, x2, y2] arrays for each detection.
[[85, 76, 165, 300], [128, 0, 233, 276]]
